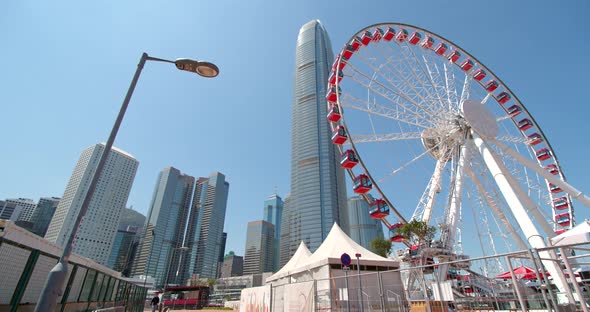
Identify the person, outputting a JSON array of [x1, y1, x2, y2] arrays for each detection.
[[151, 295, 160, 312]]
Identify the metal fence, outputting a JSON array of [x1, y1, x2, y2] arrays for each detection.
[[263, 242, 590, 312]]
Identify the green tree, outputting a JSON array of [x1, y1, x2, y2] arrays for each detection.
[[398, 219, 436, 245], [370, 237, 392, 257]]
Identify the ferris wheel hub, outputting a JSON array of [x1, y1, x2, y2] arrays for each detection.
[[461, 99, 498, 138]]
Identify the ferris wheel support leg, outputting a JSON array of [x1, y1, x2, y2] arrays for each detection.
[[437, 145, 468, 281], [485, 135, 590, 209], [472, 132, 570, 296], [464, 164, 529, 251], [420, 159, 445, 224]]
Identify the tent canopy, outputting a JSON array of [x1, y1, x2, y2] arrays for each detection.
[[266, 241, 311, 282], [495, 265, 548, 280], [551, 220, 590, 246]]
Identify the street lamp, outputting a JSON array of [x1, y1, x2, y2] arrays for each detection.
[[35, 52, 219, 312]]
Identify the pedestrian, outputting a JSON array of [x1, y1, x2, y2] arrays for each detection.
[[151, 294, 160, 312]]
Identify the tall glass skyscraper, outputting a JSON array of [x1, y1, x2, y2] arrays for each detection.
[[279, 20, 349, 266], [30, 197, 60, 237], [263, 193, 283, 271], [347, 196, 385, 250], [243, 220, 275, 275], [45, 143, 138, 265]]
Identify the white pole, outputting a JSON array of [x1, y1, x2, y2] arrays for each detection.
[[471, 131, 569, 295], [421, 159, 445, 224]]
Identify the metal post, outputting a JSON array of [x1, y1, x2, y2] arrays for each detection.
[[528, 249, 553, 311], [344, 269, 351, 312], [377, 271, 385, 312], [356, 254, 364, 312], [35, 52, 148, 312], [560, 247, 589, 312], [505, 256, 526, 312]]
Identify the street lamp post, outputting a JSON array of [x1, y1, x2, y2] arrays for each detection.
[[35, 52, 219, 312], [355, 253, 363, 312]]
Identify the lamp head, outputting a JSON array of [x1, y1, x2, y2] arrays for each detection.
[[175, 58, 219, 78]]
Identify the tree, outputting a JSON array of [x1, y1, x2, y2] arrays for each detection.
[[397, 219, 436, 246], [370, 237, 392, 257]]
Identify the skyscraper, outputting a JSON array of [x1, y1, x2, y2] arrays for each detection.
[[280, 20, 349, 266], [30, 197, 60, 237], [108, 228, 137, 273], [347, 196, 385, 250], [11, 198, 37, 222], [185, 172, 229, 279], [243, 220, 275, 275], [263, 193, 283, 271], [221, 254, 244, 278], [132, 167, 195, 288], [45, 143, 138, 265]]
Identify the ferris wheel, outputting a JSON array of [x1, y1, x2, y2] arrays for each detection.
[[326, 23, 590, 285]]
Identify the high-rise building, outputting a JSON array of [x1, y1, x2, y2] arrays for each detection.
[[347, 196, 385, 250], [0, 200, 20, 221], [217, 232, 227, 278], [280, 20, 349, 266], [0, 198, 36, 221], [243, 220, 274, 275], [132, 167, 195, 288], [185, 172, 229, 279], [263, 193, 283, 271], [221, 254, 243, 278], [45, 143, 138, 265], [30, 197, 61, 237], [108, 228, 137, 274]]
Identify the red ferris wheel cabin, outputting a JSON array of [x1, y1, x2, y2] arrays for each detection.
[[340, 149, 358, 169], [353, 174, 372, 194], [331, 125, 348, 145], [327, 104, 341, 123], [369, 199, 390, 219]]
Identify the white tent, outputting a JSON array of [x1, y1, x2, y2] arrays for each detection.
[[551, 220, 590, 246], [266, 241, 311, 284]]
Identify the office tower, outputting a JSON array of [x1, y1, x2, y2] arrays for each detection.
[[347, 196, 385, 250], [217, 232, 227, 278], [45, 143, 138, 265], [30, 197, 60, 237], [132, 167, 195, 288], [221, 254, 244, 278], [185, 172, 229, 279], [280, 20, 349, 266], [11, 198, 37, 222], [108, 228, 137, 273], [263, 193, 283, 271], [243, 220, 275, 275], [0, 200, 19, 220]]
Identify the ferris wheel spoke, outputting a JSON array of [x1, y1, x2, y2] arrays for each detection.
[[346, 55, 438, 121], [420, 51, 453, 114], [340, 95, 431, 129], [495, 135, 526, 144], [412, 159, 446, 224], [443, 62, 460, 113], [350, 132, 422, 144], [481, 93, 492, 104], [459, 73, 471, 107]]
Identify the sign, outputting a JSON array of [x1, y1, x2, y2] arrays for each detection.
[[340, 253, 351, 267]]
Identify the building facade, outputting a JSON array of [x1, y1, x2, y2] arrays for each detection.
[[220, 254, 244, 278], [280, 20, 349, 266], [263, 193, 283, 271], [0, 198, 36, 222], [184, 172, 230, 280], [347, 196, 385, 250], [45, 143, 138, 265], [108, 228, 137, 274], [243, 220, 274, 275], [30, 197, 61, 237], [132, 167, 195, 288]]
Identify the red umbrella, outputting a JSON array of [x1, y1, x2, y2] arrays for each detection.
[[495, 265, 537, 279]]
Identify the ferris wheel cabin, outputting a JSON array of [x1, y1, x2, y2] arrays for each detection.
[[349, 36, 362, 51], [536, 148, 552, 161], [369, 199, 390, 219], [332, 55, 347, 71], [460, 59, 474, 71], [408, 31, 421, 45], [556, 213, 571, 226], [395, 29, 408, 42], [372, 28, 384, 42], [353, 174, 372, 194], [361, 31, 373, 45], [383, 27, 396, 41], [507, 105, 522, 117], [549, 183, 563, 193], [421, 36, 434, 49], [484, 80, 499, 92], [434, 42, 448, 55], [473, 69, 486, 81], [526, 133, 543, 145], [495, 92, 511, 105], [447, 49, 461, 63], [340, 149, 358, 169], [326, 85, 341, 102], [517, 118, 533, 131], [341, 45, 355, 61], [329, 70, 343, 85], [553, 197, 569, 210], [327, 104, 341, 123], [545, 164, 559, 175], [331, 125, 348, 145], [389, 223, 405, 242]]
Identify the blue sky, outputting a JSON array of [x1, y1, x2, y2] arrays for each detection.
[[2, 1, 589, 257]]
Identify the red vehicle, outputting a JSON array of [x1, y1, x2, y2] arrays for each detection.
[[372, 27, 384, 42], [361, 30, 372, 45], [331, 125, 348, 145], [421, 36, 434, 49], [349, 36, 363, 51], [353, 174, 372, 194], [341, 45, 355, 60], [484, 80, 499, 92], [447, 50, 461, 63], [389, 223, 405, 242], [328, 70, 343, 85], [553, 196, 569, 210], [517, 118, 533, 131], [549, 183, 562, 193], [408, 31, 421, 45], [536, 148, 551, 161], [369, 199, 390, 219], [326, 85, 341, 102], [545, 164, 559, 175], [495, 92, 511, 104], [473, 69, 486, 81], [395, 29, 408, 42], [460, 59, 474, 71], [332, 55, 347, 71], [526, 132, 543, 145], [340, 149, 358, 169], [434, 42, 448, 55], [506, 104, 521, 117], [327, 104, 341, 122], [555, 212, 570, 226], [383, 27, 396, 41]]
